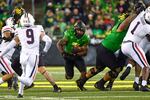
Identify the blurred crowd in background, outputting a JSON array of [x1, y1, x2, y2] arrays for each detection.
[[0, 0, 134, 45]]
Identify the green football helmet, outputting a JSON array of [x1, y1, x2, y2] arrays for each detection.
[[74, 21, 86, 33]]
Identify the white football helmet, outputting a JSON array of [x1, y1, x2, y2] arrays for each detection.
[[5, 17, 14, 27], [20, 13, 35, 27], [144, 7, 150, 23], [1, 26, 15, 37]]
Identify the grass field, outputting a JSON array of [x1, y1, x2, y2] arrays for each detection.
[[0, 67, 150, 100]]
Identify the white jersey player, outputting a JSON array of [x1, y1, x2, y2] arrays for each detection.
[[121, 7, 150, 91], [0, 26, 15, 60], [0, 26, 15, 85], [0, 13, 52, 97]]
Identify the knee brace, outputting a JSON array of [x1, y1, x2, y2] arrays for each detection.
[[108, 71, 119, 78]]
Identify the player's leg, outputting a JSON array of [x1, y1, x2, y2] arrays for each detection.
[[38, 55, 61, 92], [106, 67, 123, 90], [18, 55, 39, 86], [94, 49, 126, 91], [11, 47, 22, 90], [0, 57, 14, 85], [120, 58, 135, 80], [132, 64, 141, 91], [122, 42, 150, 91], [64, 56, 74, 80], [1, 71, 13, 89], [18, 68, 25, 98], [106, 50, 127, 90], [18, 55, 39, 97], [11, 55, 22, 90], [38, 66, 62, 92], [75, 56, 87, 91], [95, 67, 122, 91], [17, 82, 24, 98]]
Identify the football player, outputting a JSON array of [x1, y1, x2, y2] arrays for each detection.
[[6, 7, 62, 92], [0, 26, 15, 86], [57, 21, 90, 91], [121, 6, 150, 91], [0, 13, 52, 98]]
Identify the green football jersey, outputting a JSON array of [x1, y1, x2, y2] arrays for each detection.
[[102, 19, 127, 53], [63, 28, 90, 54]]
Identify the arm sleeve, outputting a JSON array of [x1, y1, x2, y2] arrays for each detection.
[[42, 35, 52, 52], [0, 40, 16, 56]]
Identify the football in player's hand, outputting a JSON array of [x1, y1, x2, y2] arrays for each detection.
[[72, 45, 81, 53]]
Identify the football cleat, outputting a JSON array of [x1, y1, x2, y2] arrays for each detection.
[[120, 67, 131, 80], [106, 81, 113, 91], [140, 85, 150, 92], [76, 79, 87, 91], [94, 82, 108, 91], [53, 87, 62, 93], [24, 83, 34, 90], [17, 94, 23, 98], [133, 82, 139, 91]]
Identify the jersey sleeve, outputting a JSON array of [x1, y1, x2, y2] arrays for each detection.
[[37, 25, 45, 33]]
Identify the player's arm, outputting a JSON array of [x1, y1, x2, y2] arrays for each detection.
[[0, 36, 19, 57], [40, 32, 52, 53], [117, 2, 145, 32], [57, 38, 67, 54], [117, 14, 137, 32]]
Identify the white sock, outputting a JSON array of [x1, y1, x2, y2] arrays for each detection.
[[134, 77, 139, 84], [0, 78, 4, 84], [142, 80, 147, 86], [126, 64, 132, 68], [18, 82, 25, 95]]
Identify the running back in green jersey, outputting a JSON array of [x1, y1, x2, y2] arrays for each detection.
[[102, 16, 128, 53], [63, 28, 90, 54]]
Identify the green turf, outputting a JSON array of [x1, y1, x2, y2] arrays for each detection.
[[0, 67, 150, 100]]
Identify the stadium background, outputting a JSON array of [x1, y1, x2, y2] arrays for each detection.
[[0, 0, 141, 66]]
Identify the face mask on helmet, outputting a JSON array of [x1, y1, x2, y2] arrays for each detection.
[[12, 6, 25, 24], [20, 13, 35, 27], [74, 21, 86, 38], [1, 26, 15, 41], [74, 21, 86, 32]]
